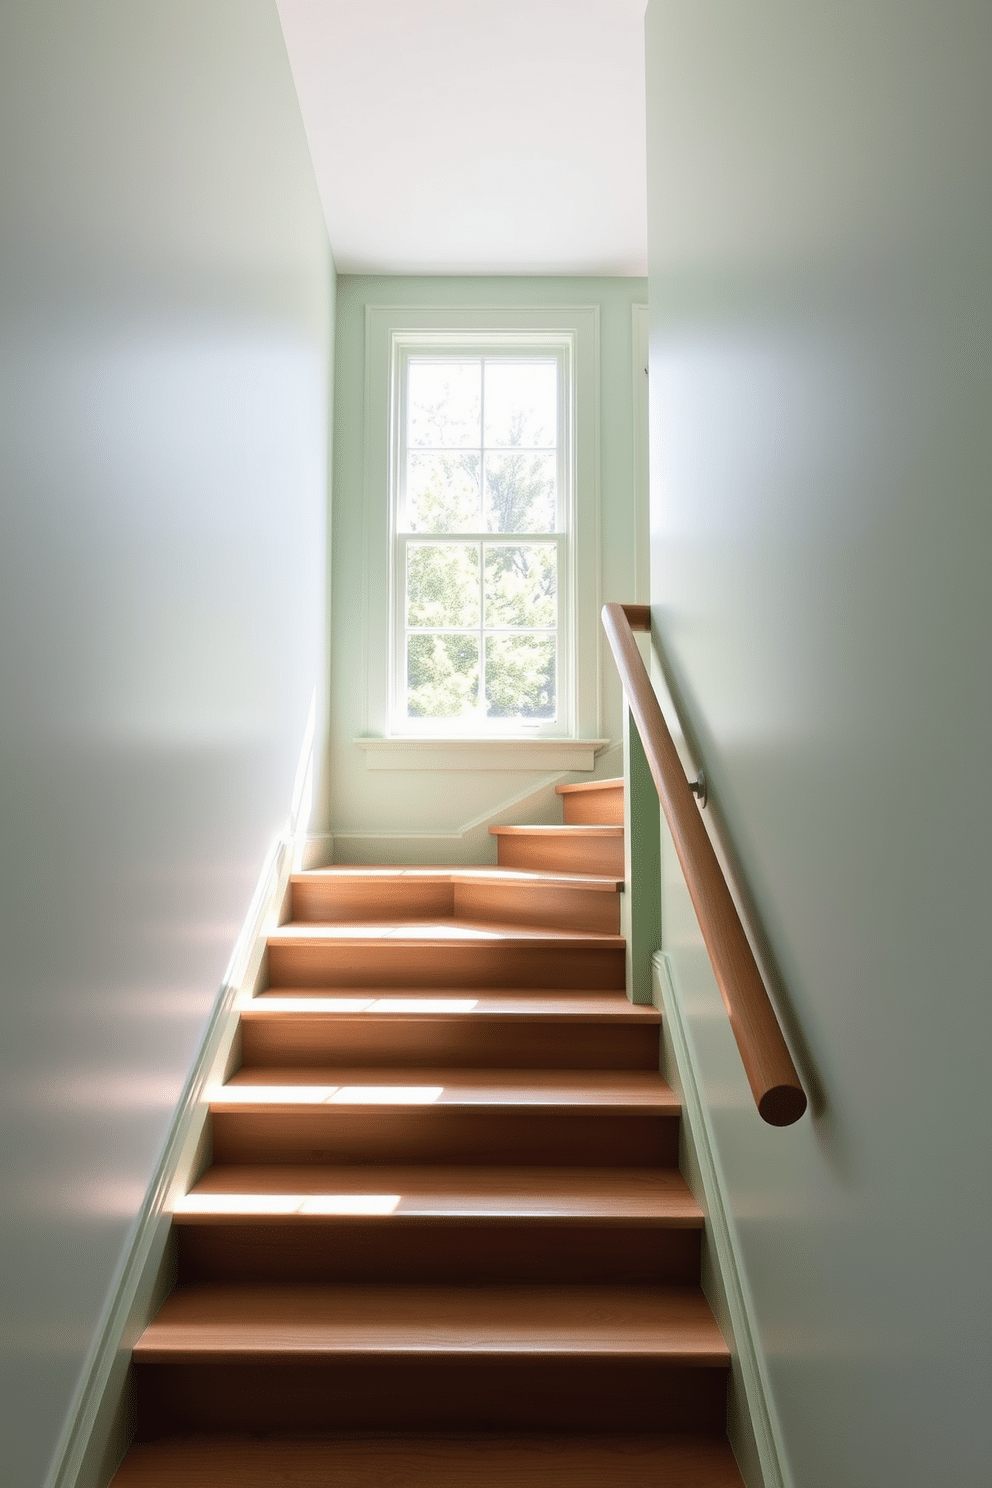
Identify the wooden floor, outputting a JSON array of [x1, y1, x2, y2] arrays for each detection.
[[113, 781, 744, 1485]]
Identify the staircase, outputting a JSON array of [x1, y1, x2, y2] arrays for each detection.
[[111, 779, 744, 1486]]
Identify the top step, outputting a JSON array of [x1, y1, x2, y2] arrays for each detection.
[[556, 778, 624, 826]]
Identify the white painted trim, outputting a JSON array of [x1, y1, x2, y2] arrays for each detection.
[[296, 831, 335, 870], [631, 302, 650, 606], [653, 951, 793, 1488], [46, 827, 300, 1488], [362, 305, 602, 743], [355, 736, 608, 771]]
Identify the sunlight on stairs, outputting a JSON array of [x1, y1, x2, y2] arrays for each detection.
[[110, 779, 744, 1486]]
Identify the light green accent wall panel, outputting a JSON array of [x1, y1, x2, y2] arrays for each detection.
[[645, 3, 992, 1484]]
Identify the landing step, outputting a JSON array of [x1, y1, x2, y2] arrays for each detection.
[[111, 1433, 746, 1488], [175, 1164, 701, 1225], [134, 1282, 728, 1363]]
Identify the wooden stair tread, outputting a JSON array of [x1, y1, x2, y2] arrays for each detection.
[[490, 824, 622, 837], [111, 1433, 745, 1487], [268, 920, 624, 948], [256, 986, 643, 1004], [294, 865, 623, 892], [242, 991, 660, 1022], [175, 1165, 702, 1224], [217, 1067, 678, 1110], [556, 777, 624, 794], [134, 1282, 729, 1362]]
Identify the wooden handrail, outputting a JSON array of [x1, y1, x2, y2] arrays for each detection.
[[603, 602, 807, 1127]]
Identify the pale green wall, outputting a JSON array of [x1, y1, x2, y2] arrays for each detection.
[[645, 3, 991, 1484], [326, 275, 646, 861], [0, 5, 332, 1485]]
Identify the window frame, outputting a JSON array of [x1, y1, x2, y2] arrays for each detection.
[[391, 335, 571, 737], [362, 305, 602, 750]]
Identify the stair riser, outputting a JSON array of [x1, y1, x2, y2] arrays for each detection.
[[292, 882, 621, 935], [560, 788, 624, 826], [136, 1359, 729, 1437], [267, 944, 626, 990], [240, 1019, 659, 1070], [176, 1223, 701, 1286], [494, 837, 625, 877], [211, 1110, 679, 1168], [293, 881, 454, 921]]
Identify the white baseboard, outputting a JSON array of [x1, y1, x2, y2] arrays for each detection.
[[653, 951, 792, 1488], [296, 830, 335, 870], [44, 829, 296, 1488]]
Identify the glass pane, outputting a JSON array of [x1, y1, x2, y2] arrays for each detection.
[[407, 634, 479, 718], [485, 634, 556, 720], [483, 360, 557, 448], [407, 543, 480, 628], [407, 452, 480, 532], [408, 360, 481, 449], [484, 450, 556, 533], [484, 544, 557, 629]]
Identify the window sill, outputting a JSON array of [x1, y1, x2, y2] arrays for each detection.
[[354, 737, 609, 771]]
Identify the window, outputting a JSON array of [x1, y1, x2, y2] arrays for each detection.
[[394, 344, 568, 733], [361, 305, 601, 755]]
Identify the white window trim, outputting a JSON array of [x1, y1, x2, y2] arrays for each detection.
[[357, 305, 602, 766]]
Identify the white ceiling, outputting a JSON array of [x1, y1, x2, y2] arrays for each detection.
[[275, 0, 648, 277]]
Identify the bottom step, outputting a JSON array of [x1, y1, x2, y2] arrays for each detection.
[[112, 1434, 745, 1486]]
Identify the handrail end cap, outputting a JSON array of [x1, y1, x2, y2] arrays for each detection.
[[758, 1084, 808, 1127]]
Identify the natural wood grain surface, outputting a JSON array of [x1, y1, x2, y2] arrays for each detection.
[[243, 989, 660, 1019], [604, 601, 807, 1126], [111, 1432, 746, 1487], [555, 778, 625, 793], [136, 1359, 730, 1436], [490, 826, 625, 877], [128, 786, 739, 1466], [176, 1163, 701, 1221], [254, 986, 645, 1008], [291, 869, 623, 934], [293, 864, 623, 887], [556, 778, 625, 825], [176, 1219, 701, 1286], [134, 1282, 728, 1363], [210, 1107, 677, 1168], [266, 940, 626, 991], [268, 919, 624, 947], [239, 1005, 659, 1070], [217, 1066, 679, 1109]]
